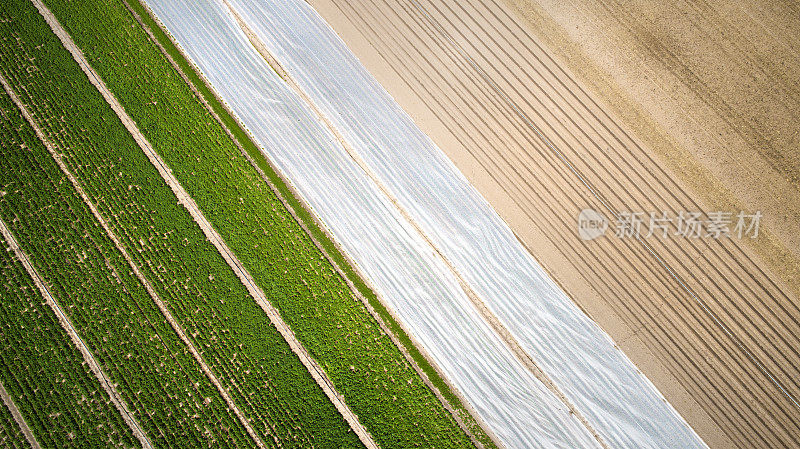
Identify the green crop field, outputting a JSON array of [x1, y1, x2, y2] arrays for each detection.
[[0, 2, 362, 447], [0, 0, 493, 447], [0, 82, 253, 448], [34, 0, 483, 448], [0, 228, 137, 448]]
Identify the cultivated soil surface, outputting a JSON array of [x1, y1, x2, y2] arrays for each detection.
[[308, 0, 800, 447]]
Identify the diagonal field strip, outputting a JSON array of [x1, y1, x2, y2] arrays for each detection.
[[121, 2, 495, 447], [220, 2, 607, 448], [0, 211, 150, 449], [26, 1, 379, 447], [0, 377, 41, 449], [1, 66, 266, 449]]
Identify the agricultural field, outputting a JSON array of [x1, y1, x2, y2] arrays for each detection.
[[28, 0, 483, 447], [0, 80, 253, 448], [3, 0, 777, 446], [0, 1, 367, 448], [116, 1, 464, 423], [0, 0, 486, 447]]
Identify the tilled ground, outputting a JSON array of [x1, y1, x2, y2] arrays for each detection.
[[308, 0, 800, 447]]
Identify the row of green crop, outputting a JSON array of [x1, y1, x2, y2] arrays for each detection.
[[0, 389, 29, 449], [0, 230, 137, 448], [38, 0, 478, 446], [0, 54, 253, 449], [0, 2, 363, 447]]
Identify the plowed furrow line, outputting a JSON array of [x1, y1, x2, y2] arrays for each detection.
[[344, 0, 780, 438], [404, 0, 800, 402], [406, 0, 800, 439], [346, 0, 800, 428], [341, 1, 786, 444], [451, 0, 799, 325], [477, 0, 798, 316], [348, 0, 788, 428]]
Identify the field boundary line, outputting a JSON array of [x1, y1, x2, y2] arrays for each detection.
[[221, 2, 609, 447], [20, 3, 272, 447], [0, 376, 40, 449], [27, 1, 378, 447]]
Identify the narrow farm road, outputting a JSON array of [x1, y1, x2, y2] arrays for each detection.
[[27, 1, 379, 447]]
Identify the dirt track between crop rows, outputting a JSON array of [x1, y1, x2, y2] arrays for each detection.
[[309, 0, 800, 447]]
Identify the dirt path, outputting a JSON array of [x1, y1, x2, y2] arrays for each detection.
[[0, 377, 40, 449], [28, 1, 378, 447], [306, 0, 800, 447]]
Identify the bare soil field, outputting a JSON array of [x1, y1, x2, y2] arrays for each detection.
[[308, 0, 800, 447]]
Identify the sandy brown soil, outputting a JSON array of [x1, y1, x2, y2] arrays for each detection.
[[308, 0, 800, 447]]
